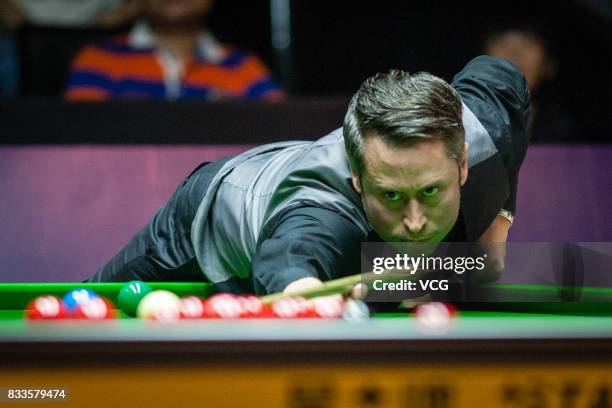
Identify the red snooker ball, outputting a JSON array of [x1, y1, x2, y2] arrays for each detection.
[[293, 297, 318, 318], [271, 297, 301, 318], [25, 296, 68, 320], [236, 295, 264, 318], [414, 302, 458, 318], [203, 293, 242, 319], [414, 302, 457, 333], [179, 296, 206, 319], [71, 297, 116, 320], [250, 303, 275, 318], [311, 297, 344, 319]]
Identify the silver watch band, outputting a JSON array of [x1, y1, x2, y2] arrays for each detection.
[[498, 209, 514, 225]]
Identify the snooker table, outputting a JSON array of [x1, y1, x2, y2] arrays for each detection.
[[2, 282, 612, 408]]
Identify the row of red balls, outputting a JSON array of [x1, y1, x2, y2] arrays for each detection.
[[25, 295, 116, 320], [143, 293, 345, 322], [25, 293, 346, 321]]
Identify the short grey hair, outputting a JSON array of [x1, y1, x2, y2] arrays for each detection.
[[343, 69, 465, 178]]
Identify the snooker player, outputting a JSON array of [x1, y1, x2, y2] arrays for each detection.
[[89, 55, 531, 296]]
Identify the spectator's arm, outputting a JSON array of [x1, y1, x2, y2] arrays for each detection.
[[241, 54, 285, 100], [64, 46, 113, 101]]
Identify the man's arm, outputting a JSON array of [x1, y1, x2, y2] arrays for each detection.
[[451, 55, 531, 242], [250, 206, 365, 295], [470, 214, 511, 283], [480, 213, 511, 242]]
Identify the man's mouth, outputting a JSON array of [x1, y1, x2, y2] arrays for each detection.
[[394, 236, 432, 243]]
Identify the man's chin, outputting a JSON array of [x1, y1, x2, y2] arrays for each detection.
[[388, 240, 439, 256]]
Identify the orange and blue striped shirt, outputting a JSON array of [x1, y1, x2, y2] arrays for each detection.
[[65, 23, 282, 101]]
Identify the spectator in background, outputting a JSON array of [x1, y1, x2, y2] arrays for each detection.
[[484, 22, 579, 142], [0, 0, 139, 97], [0, 28, 19, 97], [64, 0, 282, 101], [0, 0, 140, 29]]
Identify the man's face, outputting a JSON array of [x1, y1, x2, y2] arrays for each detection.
[[144, 0, 213, 25], [352, 133, 468, 244]]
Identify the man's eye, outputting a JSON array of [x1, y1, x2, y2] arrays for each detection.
[[421, 186, 438, 198], [383, 191, 402, 202]]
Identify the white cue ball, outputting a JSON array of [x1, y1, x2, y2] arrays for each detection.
[[136, 290, 182, 322], [342, 299, 370, 322]]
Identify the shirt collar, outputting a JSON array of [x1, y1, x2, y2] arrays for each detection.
[[127, 20, 226, 63]]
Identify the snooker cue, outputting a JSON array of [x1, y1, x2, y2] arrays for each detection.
[[259, 268, 424, 304]]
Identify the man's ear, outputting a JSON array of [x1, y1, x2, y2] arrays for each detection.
[[351, 171, 362, 194], [460, 142, 469, 186]]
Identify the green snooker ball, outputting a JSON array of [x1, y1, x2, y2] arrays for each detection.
[[118, 281, 153, 317]]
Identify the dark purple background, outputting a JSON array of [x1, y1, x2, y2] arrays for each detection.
[[1, 144, 610, 283]]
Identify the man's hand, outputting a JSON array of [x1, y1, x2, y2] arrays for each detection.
[[283, 277, 325, 295], [283, 276, 367, 300]]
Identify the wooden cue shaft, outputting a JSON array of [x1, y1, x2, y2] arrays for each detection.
[[260, 268, 421, 304]]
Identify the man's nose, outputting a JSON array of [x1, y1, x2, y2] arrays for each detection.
[[403, 200, 427, 234]]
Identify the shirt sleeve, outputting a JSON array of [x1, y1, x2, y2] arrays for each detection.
[[452, 55, 532, 222], [250, 206, 366, 295], [503, 170, 519, 215], [220, 46, 283, 100], [64, 44, 113, 101]]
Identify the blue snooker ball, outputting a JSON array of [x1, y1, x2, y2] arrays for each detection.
[[62, 288, 99, 310]]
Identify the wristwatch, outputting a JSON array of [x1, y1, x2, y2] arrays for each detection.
[[498, 209, 514, 226]]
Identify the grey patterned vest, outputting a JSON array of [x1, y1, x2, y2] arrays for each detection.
[[192, 103, 497, 283]]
